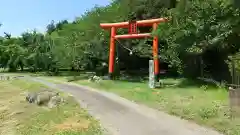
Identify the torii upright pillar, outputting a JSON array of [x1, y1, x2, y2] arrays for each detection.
[[108, 27, 116, 77], [152, 23, 159, 80], [100, 18, 167, 80]]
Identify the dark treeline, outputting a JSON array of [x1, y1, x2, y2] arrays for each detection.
[[0, 0, 240, 82]]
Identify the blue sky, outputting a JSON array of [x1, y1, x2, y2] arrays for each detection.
[[0, 0, 111, 37]]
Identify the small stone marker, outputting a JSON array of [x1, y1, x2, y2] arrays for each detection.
[[149, 60, 155, 88]]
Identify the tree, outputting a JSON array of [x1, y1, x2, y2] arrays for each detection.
[[157, 0, 240, 80], [46, 20, 56, 34]]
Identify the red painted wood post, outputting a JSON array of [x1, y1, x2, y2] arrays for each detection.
[[153, 23, 159, 81], [109, 27, 116, 78]]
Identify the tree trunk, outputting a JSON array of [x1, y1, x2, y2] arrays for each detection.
[[8, 65, 17, 72], [19, 63, 24, 71], [71, 66, 75, 71]]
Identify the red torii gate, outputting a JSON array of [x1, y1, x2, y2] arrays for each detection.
[[100, 18, 167, 79]]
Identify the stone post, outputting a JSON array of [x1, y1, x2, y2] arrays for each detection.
[[149, 60, 155, 88]]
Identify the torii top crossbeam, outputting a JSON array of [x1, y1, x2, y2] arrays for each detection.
[[100, 18, 167, 29]]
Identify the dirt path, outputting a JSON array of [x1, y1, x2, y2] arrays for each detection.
[[25, 76, 223, 135]]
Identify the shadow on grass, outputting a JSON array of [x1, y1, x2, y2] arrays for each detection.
[[117, 76, 147, 83], [66, 75, 90, 82], [178, 79, 208, 87], [166, 78, 224, 91]]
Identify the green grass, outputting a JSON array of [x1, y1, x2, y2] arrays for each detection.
[[40, 75, 240, 135], [0, 79, 103, 135]]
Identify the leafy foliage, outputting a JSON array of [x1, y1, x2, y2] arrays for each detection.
[[157, 0, 240, 79]]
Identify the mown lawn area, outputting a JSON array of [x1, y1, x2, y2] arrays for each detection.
[[0, 78, 103, 135], [39, 75, 240, 135]]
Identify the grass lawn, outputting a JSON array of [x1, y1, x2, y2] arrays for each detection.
[[0, 79, 103, 135], [38, 75, 240, 135]]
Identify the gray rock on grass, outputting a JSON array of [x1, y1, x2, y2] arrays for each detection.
[[25, 90, 63, 108]]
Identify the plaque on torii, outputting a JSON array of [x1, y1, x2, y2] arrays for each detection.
[[128, 20, 137, 34]]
